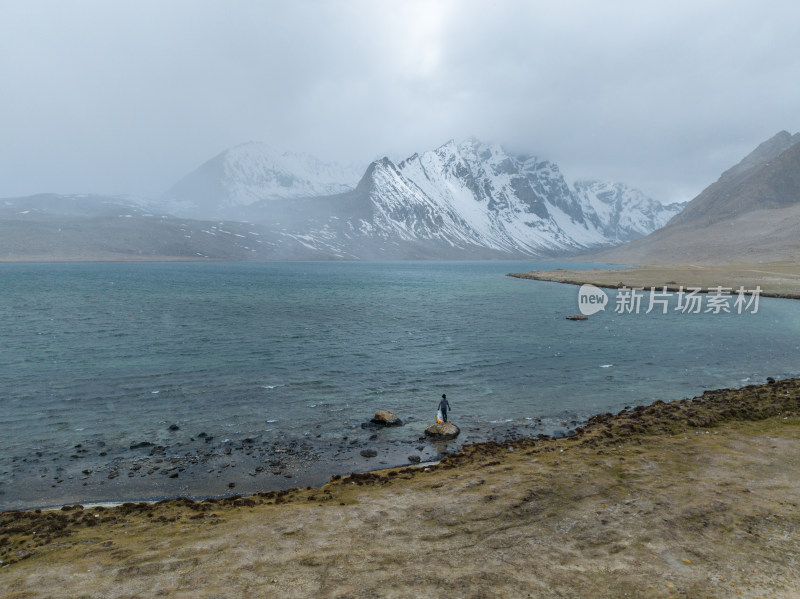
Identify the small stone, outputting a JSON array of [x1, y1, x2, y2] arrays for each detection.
[[408, 455, 421, 463], [360, 449, 378, 458], [168, 424, 180, 431]]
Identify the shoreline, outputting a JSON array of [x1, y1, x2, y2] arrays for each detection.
[[3, 378, 800, 597], [2, 378, 794, 515], [1, 372, 788, 513], [1, 414, 583, 513], [507, 261, 800, 299], [34, 459, 445, 514]]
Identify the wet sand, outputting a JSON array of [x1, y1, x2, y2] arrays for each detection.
[[3, 378, 800, 598]]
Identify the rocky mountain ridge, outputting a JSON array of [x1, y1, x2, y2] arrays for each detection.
[[202, 137, 683, 259]]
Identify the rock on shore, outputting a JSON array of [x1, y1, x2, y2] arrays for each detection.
[[424, 421, 460, 440], [370, 410, 403, 427]]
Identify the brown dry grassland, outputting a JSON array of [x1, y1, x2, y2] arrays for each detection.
[[3, 379, 800, 598], [508, 261, 800, 299]]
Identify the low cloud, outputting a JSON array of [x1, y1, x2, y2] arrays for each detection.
[[1, 0, 798, 203]]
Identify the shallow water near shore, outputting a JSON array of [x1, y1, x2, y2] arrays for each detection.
[[1, 260, 799, 509]]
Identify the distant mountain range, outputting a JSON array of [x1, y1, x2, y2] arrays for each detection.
[[591, 130, 800, 265], [155, 138, 683, 260], [1, 138, 684, 261]]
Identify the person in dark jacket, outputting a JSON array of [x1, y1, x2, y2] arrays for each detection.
[[438, 394, 451, 422]]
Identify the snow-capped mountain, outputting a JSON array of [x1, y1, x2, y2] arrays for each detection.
[[366, 138, 608, 254], [160, 142, 362, 219], [230, 138, 681, 259], [153, 137, 684, 259], [572, 180, 686, 243]]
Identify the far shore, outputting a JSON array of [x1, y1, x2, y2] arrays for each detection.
[[509, 260, 800, 299], [0, 255, 217, 263], [3, 378, 800, 597]]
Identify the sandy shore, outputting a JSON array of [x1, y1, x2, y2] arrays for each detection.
[[3, 378, 800, 598], [508, 261, 800, 299]]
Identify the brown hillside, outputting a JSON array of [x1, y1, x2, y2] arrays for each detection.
[[589, 131, 800, 265]]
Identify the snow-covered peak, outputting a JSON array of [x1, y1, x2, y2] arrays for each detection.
[[217, 142, 362, 205], [344, 138, 686, 256], [221, 142, 361, 195], [572, 179, 686, 242], [161, 142, 362, 219]]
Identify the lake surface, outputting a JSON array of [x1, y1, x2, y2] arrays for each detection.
[[1, 261, 798, 509]]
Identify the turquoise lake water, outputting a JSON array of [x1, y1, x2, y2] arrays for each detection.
[[1, 261, 798, 507]]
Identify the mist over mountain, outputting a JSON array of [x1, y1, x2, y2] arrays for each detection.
[[159, 143, 363, 220]]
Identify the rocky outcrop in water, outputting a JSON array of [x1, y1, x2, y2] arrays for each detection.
[[362, 410, 403, 428], [425, 422, 460, 440]]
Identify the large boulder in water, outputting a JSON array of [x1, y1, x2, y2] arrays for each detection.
[[424, 421, 460, 440], [370, 410, 403, 427]]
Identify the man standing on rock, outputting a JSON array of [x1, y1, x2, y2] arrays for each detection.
[[438, 394, 450, 422]]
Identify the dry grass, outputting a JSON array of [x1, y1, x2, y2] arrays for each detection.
[[509, 261, 800, 299], [3, 380, 800, 597]]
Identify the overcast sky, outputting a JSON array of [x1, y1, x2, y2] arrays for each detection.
[[1, 0, 799, 204]]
